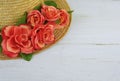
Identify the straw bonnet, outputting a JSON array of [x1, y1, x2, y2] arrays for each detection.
[[0, 0, 71, 60]]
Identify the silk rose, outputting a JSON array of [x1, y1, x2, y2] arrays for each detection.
[[31, 24, 55, 50], [41, 5, 60, 21], [1, 25, 34, 58], [27, 10, 45, 27]]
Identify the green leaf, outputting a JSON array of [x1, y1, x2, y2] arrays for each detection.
[[0, 47, 2, 53], [15, 12, 27, 26], [44, 1, 57, 8], [34, 4, 41, 10], [55, 19, 61, 24], [0, 35, 2, 43], [68, 10, 74, 14], [20, 53, 33, 61]]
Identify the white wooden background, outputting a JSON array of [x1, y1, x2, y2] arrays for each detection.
[[0, 0, 120, 81]]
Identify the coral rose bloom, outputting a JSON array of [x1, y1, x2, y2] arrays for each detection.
[[41, 5, 60, 21], [46, 9, 70, 29], [59, 9, 70, 27], [1, 25, 34, 58], [31, 24, 55, 50], [42, 24, 55, 44], [31, 25, 45, 50], [27, 10, 45, 27]]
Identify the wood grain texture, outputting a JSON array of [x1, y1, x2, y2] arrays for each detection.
[[0, 0, 120, 81]]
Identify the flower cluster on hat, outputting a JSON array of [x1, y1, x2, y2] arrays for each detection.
[[0, 3, 71, 61]]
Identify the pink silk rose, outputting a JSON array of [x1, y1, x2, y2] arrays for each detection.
[[27, 10, 45, 27], [41, 5, 60, 21], [45, 9, 70, 29], [31, 24, 55, 50], [31, 24, 45, 50], [1, 25, 34, 58], [58, 9, 70, 28], [42, 24, 55, 44]]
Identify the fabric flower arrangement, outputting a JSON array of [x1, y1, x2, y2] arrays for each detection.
[[0, 1, 73, 61]]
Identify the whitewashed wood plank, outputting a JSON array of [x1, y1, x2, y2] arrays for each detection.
[[61, 0, 120, 44], [0, 45, 120, 81]]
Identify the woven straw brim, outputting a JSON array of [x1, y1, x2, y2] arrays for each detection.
[[0, 0, 72, 60]]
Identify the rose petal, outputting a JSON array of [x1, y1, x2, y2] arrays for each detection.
[[21, 45, 34, 54], [6, 36, 20, 53], [1, 39, 19, 58], [19, 25, 31, 36], [32, 34, 45, 50]]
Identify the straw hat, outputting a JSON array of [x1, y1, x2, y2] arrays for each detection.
[[0, 0, 72, 60]]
